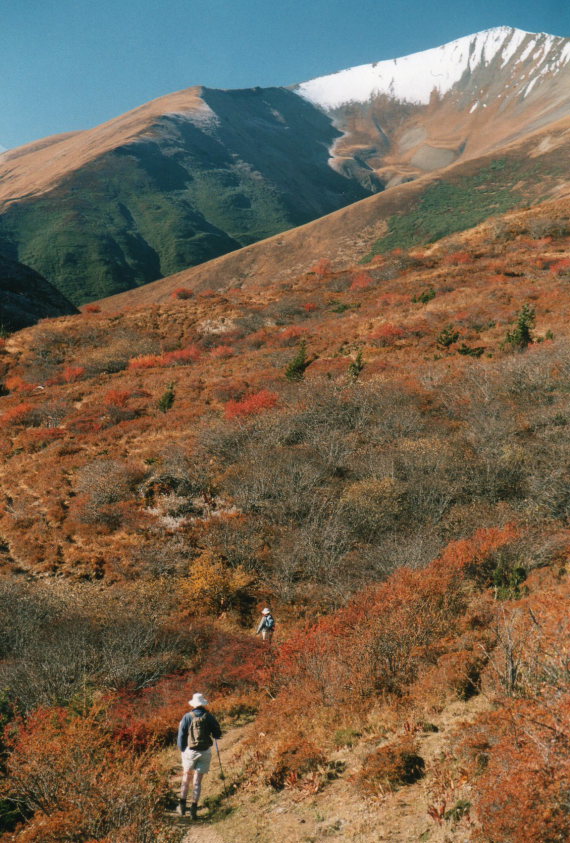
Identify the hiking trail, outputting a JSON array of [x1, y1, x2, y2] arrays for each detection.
[[163, 723, 246, 843]]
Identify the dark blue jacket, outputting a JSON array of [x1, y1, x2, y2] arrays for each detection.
[[177, 707, 222, 752]]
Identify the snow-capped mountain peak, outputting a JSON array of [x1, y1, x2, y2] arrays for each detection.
[[296, 27, 570, 109]]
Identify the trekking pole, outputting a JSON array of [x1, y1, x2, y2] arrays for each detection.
[[214, 739, 225, 782]]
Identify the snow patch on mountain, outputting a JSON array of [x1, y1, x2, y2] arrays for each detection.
[[296, 27, 570, 110]]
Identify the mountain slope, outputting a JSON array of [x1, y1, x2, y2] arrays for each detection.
[[296, 27, 570, 188], [0, 255, 78, 331], [0, 88, 370, 305], [99, 108, 570, 311], [2, 26, 570, 310]]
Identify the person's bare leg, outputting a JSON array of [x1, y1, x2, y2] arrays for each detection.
[[190, 770, 204, 819], [177, 768, 191, 815]]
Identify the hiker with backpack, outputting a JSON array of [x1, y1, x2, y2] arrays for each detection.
[[176, 693, 222, 820], [256, 607, 275, 643]]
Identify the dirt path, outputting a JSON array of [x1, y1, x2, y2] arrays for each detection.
[[162, 724, 248, 842], [159, 693, 489, 843]]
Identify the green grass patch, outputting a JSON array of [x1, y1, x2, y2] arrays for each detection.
[[362, 157, 544, 261]]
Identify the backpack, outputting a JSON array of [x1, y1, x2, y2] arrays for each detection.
[[187, 711, 212, 751], [265, 614, 275, 630]]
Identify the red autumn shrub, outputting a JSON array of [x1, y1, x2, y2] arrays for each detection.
[[198, 288, 217, 298], [350, 271, 373, 291], [224, 389, 278, 419], [84, 303, 101, 313], [1, 402, 35, 427], [66, 412, 105, 434], [549, 258, 570, 275], [445, 251, 473, 265], [62, 365, 85, 383], [128, 354, 163, 370], [161, 345, 201, 365], [172, 287, 193, 300], [210, 345, 235, 359], [111, 628, 267, 748], [1, 706, 171, 842], [310, 258, 332, 277], [19, 428, 65, 450], [105, 389, 132, 408], [303, 302, 317, 312], [5, 375, 35, 393], [370, 323, 406, 346], [245, 328, 271, 349], [462, 698, 570, 843], [278, 326, 305, 347], [129, 346, 201, 370], [275, 525, 518, 706]]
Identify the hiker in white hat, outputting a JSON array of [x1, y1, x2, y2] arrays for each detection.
[[256, 607, 275, 644], [176, 693, 222, 820]]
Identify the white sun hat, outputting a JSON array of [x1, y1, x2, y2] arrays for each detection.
[[188, 693, 208, 708], [262, 607, 271, 615]]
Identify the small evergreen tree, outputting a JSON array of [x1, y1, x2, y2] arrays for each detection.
[[285, 340, 310, 381], [502, 304, 535, 351], [436, 324, 459, 349], [157, 382, 175, 413], [348, 350, 364, 381]]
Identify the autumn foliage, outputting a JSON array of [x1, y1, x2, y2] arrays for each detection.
[[224, 389, 278, 419], [0, 707, 173, 842]]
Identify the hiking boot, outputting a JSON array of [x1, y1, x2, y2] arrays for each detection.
[[189, 802, 198, 820], [176, 799, 186, 816]]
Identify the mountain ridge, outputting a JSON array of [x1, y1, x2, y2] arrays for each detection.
[[2, 25, 570, 312]]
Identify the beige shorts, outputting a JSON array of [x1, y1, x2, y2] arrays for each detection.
[[181, 747, 212, 774]]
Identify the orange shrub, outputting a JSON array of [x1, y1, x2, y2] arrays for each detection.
[[1, 402, 35, 427], [370, 323, 406, 346], [462, 699, 570, 842], [210, 345, 235, 359], [268, 736, 326, 790], [350, 271, 373, 291], [62, 365, 85, 383], [278, 326, 305, 347], [84, 303, 101, 313], [224, 389, 278, 419], [105, 389, 132, 407], [161, 345, 201, 365], [1, 707, 171, 842], [310, 258, 331, 277], [128, 354, 162, 370], [445, 251, 473, 265], [549, 258, 570, 275], [5, 375, 35, 393]]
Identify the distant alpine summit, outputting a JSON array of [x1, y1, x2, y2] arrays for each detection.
[[1, 25, 570, 315], [296, 27, 570, 109]]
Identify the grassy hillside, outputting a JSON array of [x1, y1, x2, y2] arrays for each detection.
[[0, 88, 370, 305], [364, 152, 569, 258], [1, 192, 570, 840]]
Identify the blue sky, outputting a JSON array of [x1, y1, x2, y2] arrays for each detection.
[[1, 0, 569, 150]]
